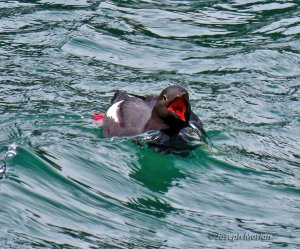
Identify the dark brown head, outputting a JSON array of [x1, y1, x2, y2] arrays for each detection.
[[152, 85, 191, 133]]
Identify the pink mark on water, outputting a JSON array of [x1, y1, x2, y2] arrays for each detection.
[[92, 113, 105, 125]]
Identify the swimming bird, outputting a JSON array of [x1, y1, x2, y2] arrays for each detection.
[[102, 85, 203, 138]]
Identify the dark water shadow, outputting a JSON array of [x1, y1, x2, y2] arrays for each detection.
[[112, 126, 212, 218], [129, 149, 185, 194], [126, 147, 186, 217]]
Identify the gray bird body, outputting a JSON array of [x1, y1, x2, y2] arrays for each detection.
[[103, 86, 203, 138]]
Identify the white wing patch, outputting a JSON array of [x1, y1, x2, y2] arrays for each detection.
[[106, 100, 124, 123]]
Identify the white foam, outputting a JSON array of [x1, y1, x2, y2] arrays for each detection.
[[106, 100, 124, 123]]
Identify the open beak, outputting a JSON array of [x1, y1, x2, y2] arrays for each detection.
[[167, 94, 187, 121]]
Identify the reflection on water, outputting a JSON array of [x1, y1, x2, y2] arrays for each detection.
[[130, 150, 185, 194], [127, 149, 184, 217], [0, 143, 18, 178], [127, 196, 175, 218]]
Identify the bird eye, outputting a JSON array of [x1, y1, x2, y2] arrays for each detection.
[[163, 95, 167, 101]]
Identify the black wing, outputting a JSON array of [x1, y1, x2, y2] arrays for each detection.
[[111, 90, 130, 105], [189, 112, 203, 130], [111, 91, 158, 105]]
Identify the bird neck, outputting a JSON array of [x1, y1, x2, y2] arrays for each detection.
[[144, 112, 170, 131]]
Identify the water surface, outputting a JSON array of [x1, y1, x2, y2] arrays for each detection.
[[1, 0, 300, 248]]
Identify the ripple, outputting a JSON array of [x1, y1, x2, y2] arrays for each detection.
[[1, 0, 300, 248], [37, 0, 98, 8], [243, 2, 296, 12], [256, 16, 300, 34]]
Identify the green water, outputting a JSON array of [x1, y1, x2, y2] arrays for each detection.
[[1, 0, 300, 248]]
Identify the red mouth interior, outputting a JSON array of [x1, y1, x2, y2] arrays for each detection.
[[168, 96, 187, 121]]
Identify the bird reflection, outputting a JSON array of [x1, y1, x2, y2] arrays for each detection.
[[127, 149, 185, 217], [130, 150, 185, 194]]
